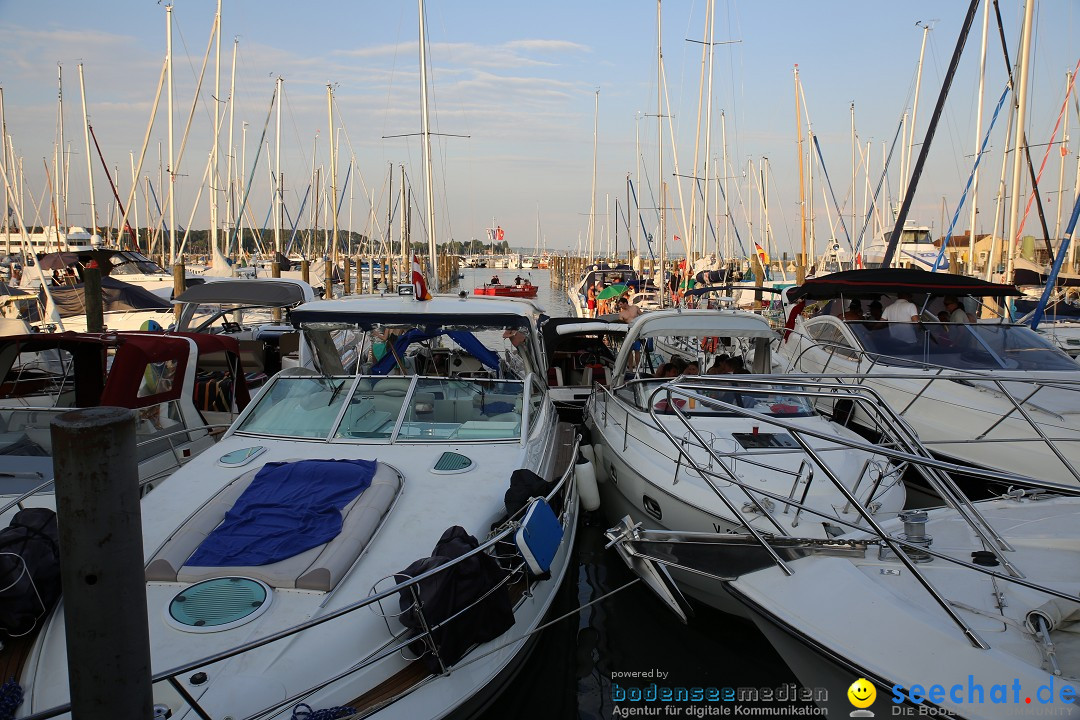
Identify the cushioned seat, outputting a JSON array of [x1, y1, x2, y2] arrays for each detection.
[[145, 461, 402, 592]]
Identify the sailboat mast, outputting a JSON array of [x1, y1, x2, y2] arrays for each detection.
[[795, 65, 806, 273], [902, 23, 931, 201], [225, 37, 237, 257], [166, 6, 175, 264], [588, 89, 598, 260], [274, 75, 283, 256], [328, 84, 338, 266], [968, 0, 990, 274], [211, 0, 221, 257], [1005, 0, 1036, 283], [57, 64, 67, 229], [78, 64, 97, 242], [1, 86, 8, 256], [418, 0, 438, 292], [702, 0, 716, 261], [657, 0, 666, 308]]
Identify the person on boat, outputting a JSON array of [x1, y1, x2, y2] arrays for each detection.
[[842, 299, 864, 321], [683, 362, 700, 375], [882, 292, 919, 343], [522, 278, 532, 287], [616, 297, 642, 323], [514, 275, 522, 286], [502, 328, 527, 347], [708, 355, 733, 374], [867, 300, 886, 330], [943, 295, 972, 324], [491, 275, 501, 285], [586, 284, 598, 317]]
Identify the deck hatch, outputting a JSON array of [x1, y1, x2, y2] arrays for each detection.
[[167, 577, 272, 633]]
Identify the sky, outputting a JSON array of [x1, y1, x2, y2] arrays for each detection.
[[0, 0, 1077, 261]]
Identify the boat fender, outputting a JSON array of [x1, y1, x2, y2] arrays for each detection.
[[591, 442, 605, 481], [580, 443, 595, 466], [575, 454, 601, 511]]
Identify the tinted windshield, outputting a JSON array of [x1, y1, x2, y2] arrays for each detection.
[[634, 379, 816, 418], [235, 374, 527, 442], [848, 322, 1079, 371]]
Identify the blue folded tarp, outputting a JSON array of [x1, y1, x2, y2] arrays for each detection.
[[187, 459, 377, 567]]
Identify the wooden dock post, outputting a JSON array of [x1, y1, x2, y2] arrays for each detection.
[[301, 259, 310, 285], [324, 259, 334, 299], [83, 266, 104, 333], [271, 260, 282, 321], [172, 262, 185, 323], [50, 407, 153, 720], [343, 257, 352, 295]]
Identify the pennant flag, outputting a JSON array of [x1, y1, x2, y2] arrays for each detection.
[[754, 242, 770, 266], [496, 226, 505, 241], [412, 254, 432, 300]]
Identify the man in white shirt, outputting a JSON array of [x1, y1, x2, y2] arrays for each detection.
[[882, 292, 919, 343]]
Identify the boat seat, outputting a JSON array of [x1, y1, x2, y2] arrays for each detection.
[[145, 461, 403, 592]]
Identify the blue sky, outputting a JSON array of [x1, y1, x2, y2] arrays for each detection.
[[0, 0, 1076, 260]]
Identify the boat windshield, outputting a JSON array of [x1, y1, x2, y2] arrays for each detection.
[[633, 379, 816, 418], [848, 322, 1079, 371], [234, 374, 528, 442]]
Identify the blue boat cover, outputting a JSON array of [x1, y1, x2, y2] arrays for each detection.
[[371, 328, 500, 375], [186, 459, 376, 567]]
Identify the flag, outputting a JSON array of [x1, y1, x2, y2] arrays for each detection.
[[412, 254, 431, 300], [754, 242, 770, 265], [496, 226, 505, 242]]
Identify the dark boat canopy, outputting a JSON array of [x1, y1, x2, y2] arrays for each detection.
[[44, 276, 173, 318], [174, 279, 310, 308], [788, 268, 1021, 301]]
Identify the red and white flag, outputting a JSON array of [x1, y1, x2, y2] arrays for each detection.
[[412, 254, 432, 300]]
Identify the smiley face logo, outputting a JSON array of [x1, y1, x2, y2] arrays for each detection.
[[847, 678, 876, 709]]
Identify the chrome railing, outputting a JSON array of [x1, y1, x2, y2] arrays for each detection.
[[779, 327, 1080, 483], [604, 375, 1080, 651]]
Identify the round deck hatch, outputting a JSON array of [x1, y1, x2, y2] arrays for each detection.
[[167, 577, 272, 633]]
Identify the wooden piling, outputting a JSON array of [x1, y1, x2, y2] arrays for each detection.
[[84, 266, 104, 333], [324, 259, 334, 299], [301, 259, 310, 285], [172, 262, 185, 323], [50, 407, 153, 720]]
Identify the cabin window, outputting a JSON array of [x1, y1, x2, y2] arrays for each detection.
[[138, 359, 179, 398], [237, 375, 353, 439]]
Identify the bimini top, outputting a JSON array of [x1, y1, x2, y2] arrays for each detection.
[[613, 309, 777, 377], [291, 294, 544, 330], [788, 268, 1021, 301], [174, 278, 314, 308]]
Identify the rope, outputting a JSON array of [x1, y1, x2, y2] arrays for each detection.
[[290, 702, 356, 720], [0, 678, 23, 720]]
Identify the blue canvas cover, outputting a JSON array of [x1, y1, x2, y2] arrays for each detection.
[[371, 328, 500, 375], [187, 459, 376, 567]]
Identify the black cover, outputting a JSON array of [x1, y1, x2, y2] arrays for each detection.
[[0, 508, 61, 637], [274, 251, 292, 272], [395, 526, 514, 672], [787, 267, 1021, 300], [504, 468, 559, 518], [43, 276, 172, 318]]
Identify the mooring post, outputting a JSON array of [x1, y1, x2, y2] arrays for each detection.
[[50, 407, 153, 720], [83, 266, 104, 333]]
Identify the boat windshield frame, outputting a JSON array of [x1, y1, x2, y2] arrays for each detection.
[[230, 372, 535, 443], [844, 320, 1079, 371], [624, 377, 817, 419]]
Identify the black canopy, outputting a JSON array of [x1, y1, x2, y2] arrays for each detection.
[[788, 268, 1021, 300], [44, 277, 172, 318]]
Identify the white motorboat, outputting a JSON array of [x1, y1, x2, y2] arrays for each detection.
[[861, 220, 948, 271], [18, 293, 581, 720], [540, 316, 629, 421], [776, 267, 1080, 495], [607, 381, 1080, 719], [585, 309, 906, 612], [568, 262, 640, 318]]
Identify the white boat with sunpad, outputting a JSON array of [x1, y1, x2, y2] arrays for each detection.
[[18, 294, 581, 719]]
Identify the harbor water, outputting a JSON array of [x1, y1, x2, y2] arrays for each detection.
[[458, 267, 812, 719]]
